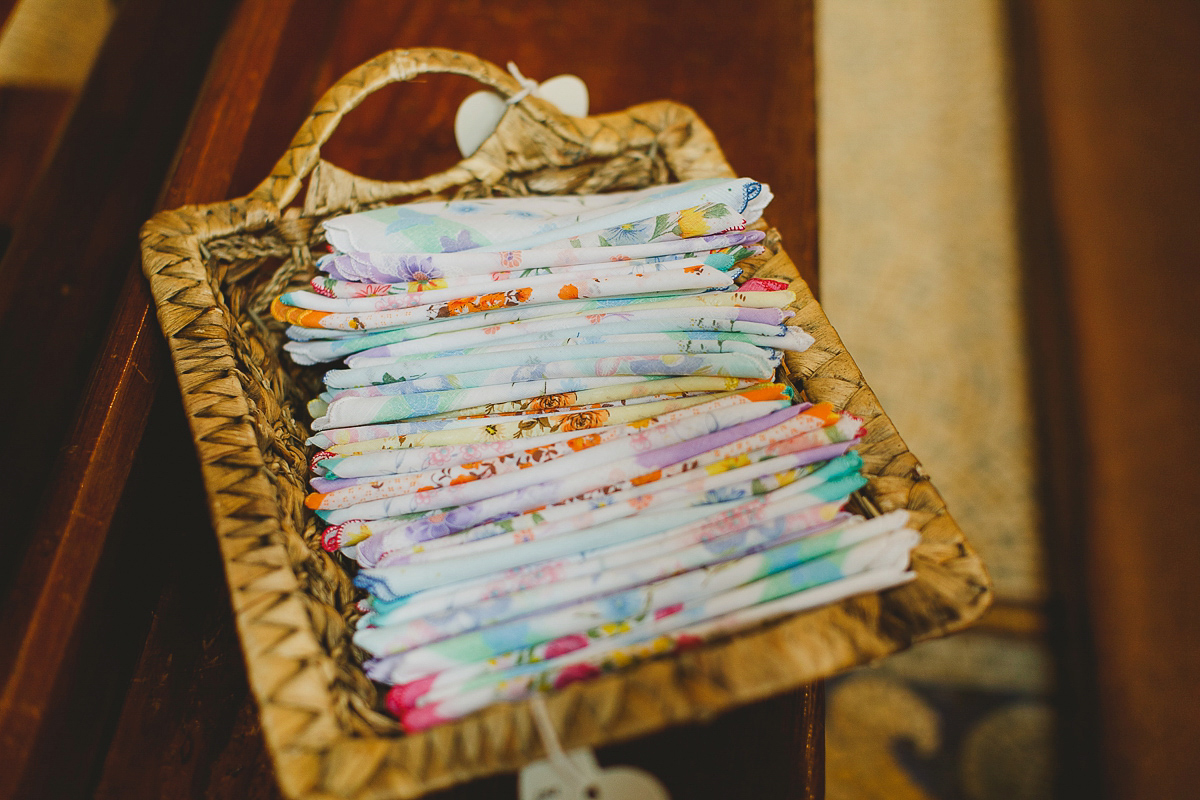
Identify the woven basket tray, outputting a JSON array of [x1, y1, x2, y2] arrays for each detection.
[[139, 48, 991, 800]]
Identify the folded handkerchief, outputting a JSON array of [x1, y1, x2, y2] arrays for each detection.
[[319, 231, 765, 283], [397, 558, 915, 731], [288, 250, 754, 312], [271, 264, 736, 331], [322, 178, 770, 254]]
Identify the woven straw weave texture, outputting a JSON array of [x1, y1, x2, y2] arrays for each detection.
[[139, 48, 991, 800]]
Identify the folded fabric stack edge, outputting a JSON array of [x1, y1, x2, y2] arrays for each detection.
[[270, 178, 919, 731]]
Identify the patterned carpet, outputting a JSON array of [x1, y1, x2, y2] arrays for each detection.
[[816, 2, 1054, 798]]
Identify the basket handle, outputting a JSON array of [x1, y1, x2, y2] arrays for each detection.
[[247, 48, 557, 215]]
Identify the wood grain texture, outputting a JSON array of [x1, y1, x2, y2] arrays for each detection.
[[92, 413, 286, 800], [10, 389, 223, 799], [0, 87, 74, 256], [1005, 3, 1102, 796], [0, 1, 237, 796], [0, 0, 236, 569], [1012, 2, 1200, 798], [0, 268, 162, 800]]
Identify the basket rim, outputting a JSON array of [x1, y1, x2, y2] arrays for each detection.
[[138, 47, 992, 800]]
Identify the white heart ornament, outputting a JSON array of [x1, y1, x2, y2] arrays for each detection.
[[454, 90, 507, 158], [519, 747, 669, 800], [584, 766, 672, 800], [455, 73, 589, 158], [535, 74, 589, 117]]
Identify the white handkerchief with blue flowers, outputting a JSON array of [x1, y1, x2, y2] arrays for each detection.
[[321, 178, 771, 254]]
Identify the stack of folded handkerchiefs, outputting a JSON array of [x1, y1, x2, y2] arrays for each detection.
[[272, 178, 918, 731]]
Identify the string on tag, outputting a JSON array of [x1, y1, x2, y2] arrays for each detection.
[[506, 62, 541, 106], [529, 693, 597, 790], [521, 695, 673, 800]]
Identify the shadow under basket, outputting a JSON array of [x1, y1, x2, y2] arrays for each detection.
[[139, 48, 991, 800]]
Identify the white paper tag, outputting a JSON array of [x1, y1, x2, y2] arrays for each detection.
[[454, 90, 507, 158], [535, 74, 589, 118], [518, 747, 670, 800], [455, 72, 589, 157]]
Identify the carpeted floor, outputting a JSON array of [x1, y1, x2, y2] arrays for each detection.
[[0, 0, 114, 88], [816, 1, 1054, 798]]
